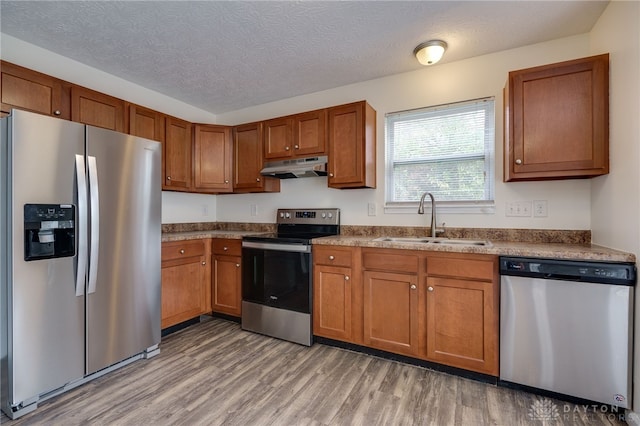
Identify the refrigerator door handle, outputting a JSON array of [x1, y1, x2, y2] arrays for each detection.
[[75, 155, 88, 296], [88, 155, 100, 294]]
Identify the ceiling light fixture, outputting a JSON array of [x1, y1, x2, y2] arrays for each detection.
[[413, 40, 448, 66]]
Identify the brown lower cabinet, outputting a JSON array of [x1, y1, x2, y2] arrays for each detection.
[[313, 246, 499, 376], [161, 239, 211, 329], [211, 239, 242, 317]]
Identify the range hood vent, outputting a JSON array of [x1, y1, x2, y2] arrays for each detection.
[[260, 156, 328, 179]]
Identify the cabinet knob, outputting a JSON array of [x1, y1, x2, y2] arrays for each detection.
[[202, 261, 206, 266], [428, 286, 434, 292], [329, 255, 335, 260], [285, 146, 290, 151], [236, 263, 240, 267], [345, 275, 350, 281], [411, 284, 417, 290], [180, 249, 185, 254], [223, 247, 228, 251], [515, 159, 522, 165], [167, 176, 172, 181], [225, 180, 229, 183], [53, 110, 61, 116], [294, 145, 299, 149], [256, 178, 261, 182], [329, 173, 334, 177]]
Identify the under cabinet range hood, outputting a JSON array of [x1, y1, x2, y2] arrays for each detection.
[[260, 155, 328, 179]]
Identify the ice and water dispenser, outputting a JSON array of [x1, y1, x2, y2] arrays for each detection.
[[24, 204, 75, 261]]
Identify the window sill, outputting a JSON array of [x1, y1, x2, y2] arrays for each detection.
[[384, 201, 495, 215]]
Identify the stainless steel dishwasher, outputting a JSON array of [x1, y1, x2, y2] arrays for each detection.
[[500, 256, 636, 408]]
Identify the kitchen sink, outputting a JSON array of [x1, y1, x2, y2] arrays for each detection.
[[373, 237, 492, 247]]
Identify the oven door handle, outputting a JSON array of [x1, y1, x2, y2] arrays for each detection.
[[242, 241, 311, 253]]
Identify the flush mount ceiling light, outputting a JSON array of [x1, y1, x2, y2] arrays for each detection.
[[414, 40, 448, 66]]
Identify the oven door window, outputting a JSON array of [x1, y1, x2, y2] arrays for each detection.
[[242, 247, 311, 314]]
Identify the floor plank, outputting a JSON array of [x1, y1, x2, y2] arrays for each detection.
[[2, 317, 626, 425]]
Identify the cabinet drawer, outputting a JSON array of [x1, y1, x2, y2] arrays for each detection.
[[313, 246, 353, 267], [362, 249, 418, 274], [212, 238, 242, 256], [162, 240, 205, 262], [427, 256, 495, 281]]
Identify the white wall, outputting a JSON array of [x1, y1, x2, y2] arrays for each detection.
[[588, 0, 640, 416], [216, 35, 593, 228], [1, 32, 596, 229]]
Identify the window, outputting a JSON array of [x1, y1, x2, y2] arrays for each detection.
[[385, 97, 495, 212]]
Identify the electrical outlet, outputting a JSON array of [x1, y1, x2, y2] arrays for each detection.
[[533, 200, 548, 217], [505, 202, 532, 217], [367, 202, 376, 216]]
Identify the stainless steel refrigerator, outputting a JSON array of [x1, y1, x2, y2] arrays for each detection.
[[0, 109, 161, 419]]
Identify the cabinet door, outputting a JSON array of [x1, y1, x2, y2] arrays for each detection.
[[504, 54, 609, 181], [129, 103, 165, 143], [313, 265, 353, 342], [164, 116, 193, 191], [234, 122, 280, 193], [263, 117, 294, 160], [363, 270, 419, 356], [328, 101, 376, 188], [71, 85, 125, 132], [294, 109, 327, 157], [194, 124, 233, 193], [1, 61, 70, 119], [161, 255, 207, 329], [212, 255, 242, 316], [426, 277, 498, 375]]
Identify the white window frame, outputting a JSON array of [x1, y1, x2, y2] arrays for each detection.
[[384, 97, 496, 214]]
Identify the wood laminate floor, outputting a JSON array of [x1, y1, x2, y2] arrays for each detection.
[[2, 317, 626, 425]]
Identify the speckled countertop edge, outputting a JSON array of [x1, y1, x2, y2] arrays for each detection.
[[311, 236, 636, 263], [162, 230, 270, 242]]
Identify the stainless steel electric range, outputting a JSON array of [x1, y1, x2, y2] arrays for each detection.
[[241, 208, 340, 346]]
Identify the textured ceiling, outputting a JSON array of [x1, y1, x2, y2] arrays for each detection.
[[0, 1, 608, 114]]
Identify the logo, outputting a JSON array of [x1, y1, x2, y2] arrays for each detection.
[[528, 399, 560, 421]]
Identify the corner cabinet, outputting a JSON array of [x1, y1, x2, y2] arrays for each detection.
[[504, 54, 609, 181], [161, 239, 211, 329], [327, 101, 376, 189], [233, 122, 280, 193], [194, 124, 233, 193]]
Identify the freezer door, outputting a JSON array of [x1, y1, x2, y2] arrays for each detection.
[[5, 110, 85, 404], [85, 126, 161, 374]]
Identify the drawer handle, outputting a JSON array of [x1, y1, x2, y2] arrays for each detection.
[[180, 249, 185, 254], [345, 275, 350, 281], [411, 284, 417, 290], [223, 247, 228, 251], [285, 146, 290, 151], [328, 255, 335, 260], [202, 261, 206, 266], [428, 286, 434, 292]]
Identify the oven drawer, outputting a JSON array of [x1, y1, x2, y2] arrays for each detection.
[[213, 239, 242, 256], [162, 239, 206, 262], [313, 245, 353, 267]]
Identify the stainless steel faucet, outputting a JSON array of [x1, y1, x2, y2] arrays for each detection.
[[418, 192, 441, 237]]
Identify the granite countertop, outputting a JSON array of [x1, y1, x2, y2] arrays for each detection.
[[162, 230, 269, 242], [311, 235, 636, 263]]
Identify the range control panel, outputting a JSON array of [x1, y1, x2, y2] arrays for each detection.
[[276, 208, 340, 225]]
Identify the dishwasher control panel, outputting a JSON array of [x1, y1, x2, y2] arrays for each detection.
[[500, 257, 636, 286]]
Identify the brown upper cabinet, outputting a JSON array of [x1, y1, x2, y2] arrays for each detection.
[[71, 85, 126, 132], [164, 116, 193, 191], [128, 103, 166, 143], [264, 109, 328, 161], [327, 101, 376, 189], [233, 122, 280, 193], [194, 124, 233, 193], [0, 61, 70, 119], [504, 54, 609, 181]]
